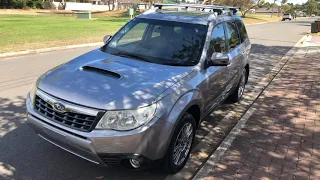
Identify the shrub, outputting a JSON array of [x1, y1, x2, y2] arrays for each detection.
[[12, 0, 24, 8], [0, 0, 43, 9], [26, 0, 43, 9]]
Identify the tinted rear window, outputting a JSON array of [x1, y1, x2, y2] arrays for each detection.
[[235, 20, 248, 42]]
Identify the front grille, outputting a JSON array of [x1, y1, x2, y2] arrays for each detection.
[[34, 95, 97, 132]]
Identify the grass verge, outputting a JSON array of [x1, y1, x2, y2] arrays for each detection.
[[0, 11, 128, 53], [241, 14, 282, 24]]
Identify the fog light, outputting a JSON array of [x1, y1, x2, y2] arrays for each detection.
[[129, 159, 140, 168]]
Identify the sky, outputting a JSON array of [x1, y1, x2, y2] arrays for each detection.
[[265, 0, 308, 5]]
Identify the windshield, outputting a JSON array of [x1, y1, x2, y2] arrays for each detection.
[[103, 18, 208, 66]]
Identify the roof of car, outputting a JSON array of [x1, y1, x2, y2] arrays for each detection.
[[138, 11, 212, 25], [138, 10, 240, 25]]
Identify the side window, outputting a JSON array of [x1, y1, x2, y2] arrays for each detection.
[[208, 23, 226, 58], [235, 20, 248, 42], [117, 23, 147, 46], [151, 25, 161, 38], [225, 22, 241, 51]]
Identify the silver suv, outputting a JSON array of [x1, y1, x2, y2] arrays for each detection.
[[26, 4, 250, 173]]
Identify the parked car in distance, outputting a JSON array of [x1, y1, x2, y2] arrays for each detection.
[[282, 13, 292, 21], [26, 3, 251, 174], [312, 14, 316, 17]]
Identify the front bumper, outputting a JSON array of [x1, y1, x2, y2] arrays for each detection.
[[26, 94, 174, 166]]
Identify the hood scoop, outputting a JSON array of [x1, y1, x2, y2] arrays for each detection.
[[81, 65, 121, 79]]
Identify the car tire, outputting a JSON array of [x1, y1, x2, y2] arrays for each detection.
[[164, 113, 196, 174], [229, 68, 247, 103]]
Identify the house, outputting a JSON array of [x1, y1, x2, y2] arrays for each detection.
[[296, 11, 306, 17], [255, 7, 281, 15], [247, 9, 255, 14]]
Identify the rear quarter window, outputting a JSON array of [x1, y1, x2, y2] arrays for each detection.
[[235, 20, 248, 42]]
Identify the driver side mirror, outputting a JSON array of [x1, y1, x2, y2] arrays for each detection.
[[103, 35, 112, 44], [209, 52, 230, 66]]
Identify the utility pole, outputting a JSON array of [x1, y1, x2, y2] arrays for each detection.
[[271, 0, 276, 17]]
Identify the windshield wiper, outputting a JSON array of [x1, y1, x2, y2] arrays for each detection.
[[114, 52, 153, 63]]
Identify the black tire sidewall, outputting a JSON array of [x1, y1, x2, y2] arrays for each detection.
[[230, 68, 247, 102], [164, 113, 196, 174]]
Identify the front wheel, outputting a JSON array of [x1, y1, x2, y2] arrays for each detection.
[[229, 69, 247, 103], [164, 113, 196, 174]]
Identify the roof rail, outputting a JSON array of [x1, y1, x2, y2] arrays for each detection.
[[153, 3, 240, 15]]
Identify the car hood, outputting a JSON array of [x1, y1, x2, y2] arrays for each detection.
[[38, 49, 192, 110]]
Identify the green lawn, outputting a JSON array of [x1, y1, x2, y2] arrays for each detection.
[[0, 13, 128, 53], [0, 12, 282, 53], [241, 14, 282, 24]]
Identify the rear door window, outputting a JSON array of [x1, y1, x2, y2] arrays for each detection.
[[225, 22, 241, 51], [235, 20, 248, 42]]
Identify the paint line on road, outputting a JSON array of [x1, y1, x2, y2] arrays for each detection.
[[192, 34, 309, 180], [0, 42, 103, 59], [246, 22, 268, 26]]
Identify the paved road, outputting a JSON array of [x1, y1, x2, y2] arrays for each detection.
[[0, 18, 316, 180]]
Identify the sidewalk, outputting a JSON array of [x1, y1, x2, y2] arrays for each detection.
[[194, 36, 320, 180]]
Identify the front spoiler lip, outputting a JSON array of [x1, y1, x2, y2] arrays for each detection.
[[27, 112, 105, 165], [38, 133, 100, 164]]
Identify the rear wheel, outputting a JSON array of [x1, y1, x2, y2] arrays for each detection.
[[164, 113, 196, 174], [229, 69, 247, 103]]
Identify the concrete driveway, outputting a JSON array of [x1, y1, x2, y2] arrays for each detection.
[[0, 18, 317, 180]]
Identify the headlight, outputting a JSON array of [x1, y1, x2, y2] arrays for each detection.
[[96, 103, 157, 131], [29, 81, 37, 105]]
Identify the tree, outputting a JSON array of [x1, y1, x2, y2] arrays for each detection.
[[280, 0, 287, 16], [264, 1, 277, 17], [261, 1, 270, 8], [214, 0, 265, 17], [282, 4, 295, 15], [308, 0, 319, 15]]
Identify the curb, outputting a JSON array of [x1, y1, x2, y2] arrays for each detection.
[[192, 34, 310, 179], [0, 42, 103, 59]]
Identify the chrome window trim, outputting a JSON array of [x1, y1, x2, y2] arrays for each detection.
[[36, 89, 100, 116]]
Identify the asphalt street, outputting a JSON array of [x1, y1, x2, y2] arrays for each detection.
[[0, 18, 317, 180]]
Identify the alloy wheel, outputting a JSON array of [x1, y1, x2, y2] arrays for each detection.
[[172, 122, 194, 166], [238, 71, 246, 99]]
